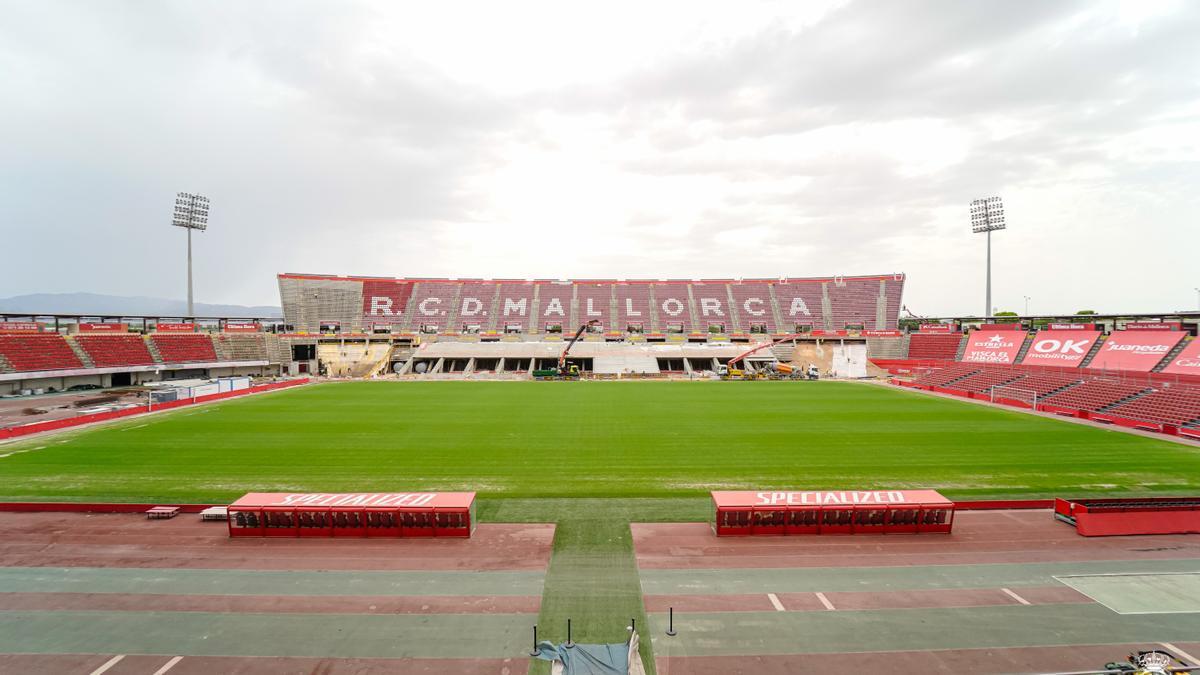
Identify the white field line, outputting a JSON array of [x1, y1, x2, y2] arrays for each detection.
[[1001, 588, 1031, 605], [815, 592, 835, 611], [152, 656, 184, 675], [1161, 643, 1200, 666], [766, 592, 785, 612], [89, 655, 125, 675]]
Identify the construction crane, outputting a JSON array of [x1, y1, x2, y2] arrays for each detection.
[[719, 334, 804, 380], [533, 320, 599, 379], [557, 320, 599, 376]]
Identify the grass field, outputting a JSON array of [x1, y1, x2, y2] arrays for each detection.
[[1, 380, 1198, 503], [3, 380, 1200, 675]]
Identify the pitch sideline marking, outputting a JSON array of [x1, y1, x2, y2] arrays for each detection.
[[89, 655, 125, 675], [1001, 587, 1031, 606], [152, 656, 184, 675], [766, 593, 785, 612], [815, 592, 835, 611], [1161, 643, 1200, 666]]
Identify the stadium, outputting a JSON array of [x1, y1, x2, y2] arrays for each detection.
[[5, 3, 1200, 674], [3, 270, 1200, 675]]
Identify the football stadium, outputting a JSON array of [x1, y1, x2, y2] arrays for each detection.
[[3, 273, 1200, 674], [5, 3, 1200, 675]]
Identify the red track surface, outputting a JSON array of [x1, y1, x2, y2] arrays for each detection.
[[0, 512, 553, 571], [0, 592, 541, 614], [633, 510, 1200, 569]]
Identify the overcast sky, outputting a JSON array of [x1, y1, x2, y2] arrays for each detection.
[[2, 0, 1198, 316]]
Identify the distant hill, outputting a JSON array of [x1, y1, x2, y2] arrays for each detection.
[[0, 293, 281, 318]]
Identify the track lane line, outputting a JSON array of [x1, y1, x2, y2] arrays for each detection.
[[766, 593, 785, 612], [815, 592, 835, 611], [89, 655, 125, 675], [1001, 588, 1031, 605], [152, 656, 183, 675], [1161, 643, 1200, 666]]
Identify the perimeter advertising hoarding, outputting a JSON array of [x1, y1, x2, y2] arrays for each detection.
[[960, 331, 1026, 365], [77, 323, 127, 333], [155, 323, 195, 333], [919, 324, 955, 333], [1159, 339, 1200, 376], [1124, 322, 1182, 331], [1020, 330, 1102, 367], [0, 322, 41, 333], [1088, 332, 1185, 372], [224, 323, 261, 333]]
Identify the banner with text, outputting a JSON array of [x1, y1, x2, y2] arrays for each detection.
[[0, 322, 42, 333], [1159, 339, 1200, 376], [919, 323, 955, 333], [223, 322, 261, 333], [1088, 332, 1185, 372], [960, 330, 1026, 365], [155, 322, 195, 333], [77, 323, 127, 333], [1123, 322, 1182, 331], [1020, 330, 1101, 367]]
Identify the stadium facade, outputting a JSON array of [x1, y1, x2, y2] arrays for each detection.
[[277, 273, 906, 336]]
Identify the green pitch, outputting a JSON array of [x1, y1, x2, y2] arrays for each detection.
[[1, 380, 1198, 503]]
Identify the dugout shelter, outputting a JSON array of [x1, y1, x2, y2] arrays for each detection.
[[711, 490, 954, 536], [228, 492, 476, 538]]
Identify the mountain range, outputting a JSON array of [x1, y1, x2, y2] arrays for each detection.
[[0, 293, 281, 318]]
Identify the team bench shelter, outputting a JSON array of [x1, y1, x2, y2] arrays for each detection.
[[227, 492, 477, 538], [711, 490, 955, 536], [1054, 496, 1200, 537]]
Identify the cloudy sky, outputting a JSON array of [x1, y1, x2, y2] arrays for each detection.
[[2, 0, 1198, 316]]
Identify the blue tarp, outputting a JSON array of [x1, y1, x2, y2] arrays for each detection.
[[533, 641, 630, 675]]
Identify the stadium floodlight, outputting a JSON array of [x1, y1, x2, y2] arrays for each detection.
[[171, 192, 210, 317], [970, 196, 1005, 319]]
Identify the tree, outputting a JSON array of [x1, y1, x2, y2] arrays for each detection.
[[1076, 310, 1097, 315]]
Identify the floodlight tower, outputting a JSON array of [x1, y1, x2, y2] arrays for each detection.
[[970, 196, 1005, 319], [171, 192, 210, 317]]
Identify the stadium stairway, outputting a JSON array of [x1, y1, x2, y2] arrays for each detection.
[[1078, 336, 1107, 369], [64, 337, 95, 369], [771, 344, 795, 362], [1153, 337, 1192, 373], [1013, 333, 1035, 363], [0, 353, 11, 374]]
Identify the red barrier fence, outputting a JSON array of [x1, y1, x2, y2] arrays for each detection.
[[0, 378, 310, 440]]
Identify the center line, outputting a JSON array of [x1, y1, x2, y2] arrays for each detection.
[[1001, 588, 1031, 605], [766, 592, 786, 612], [815, 592, 836, 611], [89, 655, 125, 675], [152, 656, 184, 675]]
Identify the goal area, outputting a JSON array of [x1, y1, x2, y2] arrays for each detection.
[[990, 385, 1037, 408]]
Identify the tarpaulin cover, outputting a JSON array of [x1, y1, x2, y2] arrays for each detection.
[[960, 330, 1025, 364], [1088, 331, 1185, 372], [533, 632, 645, 675], [1020, 330, 1102, 367], [1159, 338, 1200, 376]]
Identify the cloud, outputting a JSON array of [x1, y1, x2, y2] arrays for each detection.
[[0, 0, 1197, 315]]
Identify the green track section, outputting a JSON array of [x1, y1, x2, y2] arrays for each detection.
[[0, 567, 545, 597], [647, 603, 1200, 656], [639, 558, 1200, 595], [0, 610, 530, 658], [3, 381, 1199, 502]]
